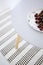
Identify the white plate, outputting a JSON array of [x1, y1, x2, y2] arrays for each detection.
[[27, 10, 43, 32]]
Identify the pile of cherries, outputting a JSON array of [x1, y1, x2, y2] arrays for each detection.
[[34, 10, 43, 31]]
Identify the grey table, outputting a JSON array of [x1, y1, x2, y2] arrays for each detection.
[[12, 0, 43, 48]]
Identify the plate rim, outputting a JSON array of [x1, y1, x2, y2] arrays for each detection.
[[27, 10, 43, 33]]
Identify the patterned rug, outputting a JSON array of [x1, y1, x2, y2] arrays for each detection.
[[0, 9, 43, 65]]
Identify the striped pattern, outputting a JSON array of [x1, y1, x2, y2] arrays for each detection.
[[15, 47, 40, 65], [0, 28, 15, 46], [0, 9, 43, 65], [34, 55, 43, 65], [8, 41, 29, 63]]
